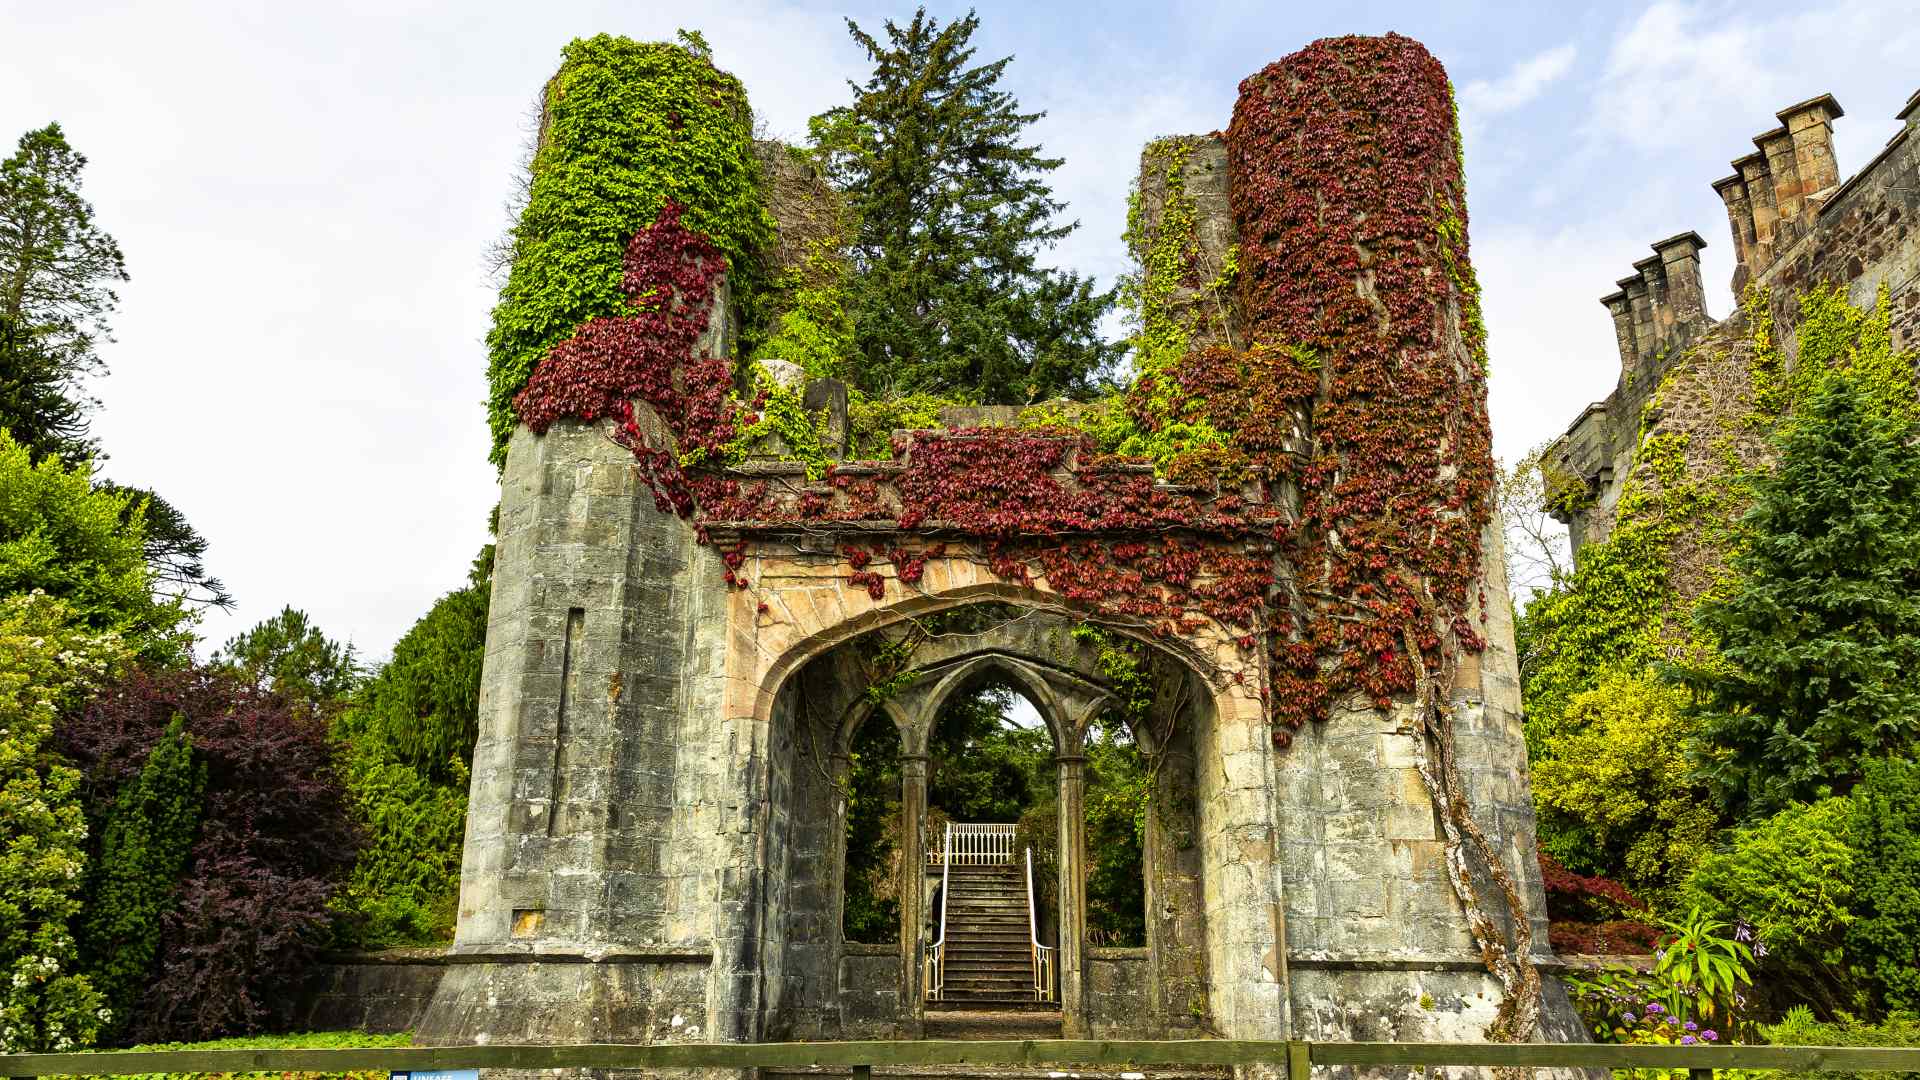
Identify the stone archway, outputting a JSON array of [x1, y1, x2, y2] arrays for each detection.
[[756, 602, 1226, 1040]]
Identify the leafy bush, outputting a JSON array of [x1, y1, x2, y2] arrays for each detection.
[[1845, 757, 1920, 1018], [329, 563, 489, 948], [1748, 1007, 1920, 1080], [210, 608, 360, 711], [58, 668, 357, 1042], [0, 430, 185, 661], [1679, 798, 1858, 1017], [0, 592, 123, 1051], [1531, 670, 1720, 899]]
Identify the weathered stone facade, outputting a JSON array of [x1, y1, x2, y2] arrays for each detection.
[[411, 100, 1593, 1055], [1551, 88, 1920, 554]]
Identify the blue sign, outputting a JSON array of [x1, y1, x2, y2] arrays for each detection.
[[392, 1070, 480, 1080]]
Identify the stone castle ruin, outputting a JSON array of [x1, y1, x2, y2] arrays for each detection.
[[1550, 88, 1920, 555], [411, 32, 1591, 1052]]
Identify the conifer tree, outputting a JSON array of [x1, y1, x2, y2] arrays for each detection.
[[810, 8, 1118, 401], [1686, 373, 1920, 818], [0, 124, 127, 464]]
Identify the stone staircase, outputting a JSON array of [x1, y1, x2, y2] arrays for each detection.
[[926, 863, 1060, 1039]]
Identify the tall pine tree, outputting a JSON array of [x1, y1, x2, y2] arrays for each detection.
[[1686, 371, 1920, 819], [810, 8, 1118, 402], [0, 124, 127, 464]]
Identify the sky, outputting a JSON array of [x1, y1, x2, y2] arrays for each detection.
[[3, 0, 1916, 663]]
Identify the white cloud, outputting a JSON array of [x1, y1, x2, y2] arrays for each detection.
[[1459, 44, 1578, 116]]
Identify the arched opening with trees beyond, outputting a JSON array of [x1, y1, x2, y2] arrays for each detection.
[[754, 601, 1217, 1039]]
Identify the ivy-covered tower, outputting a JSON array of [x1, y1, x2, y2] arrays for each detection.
[[418, 31, 1587, 1056]]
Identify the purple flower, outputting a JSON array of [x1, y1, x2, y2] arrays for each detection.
[[1622, 1013, 1637, 1023], [1665, 1016, 1679, 1027], [1703, 1031, 1719, 1042], [1755, 942, 1769, 959], [1735, 921, 1753, 943], [1681, 1036, 1698, 1046], [1647, 1003, 1665, 1015], [1686, 1021, 1699, 1032]]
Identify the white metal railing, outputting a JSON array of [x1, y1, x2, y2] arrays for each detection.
[[923, 823, 952, 1001], [1026, 845, 1056, 1003], [929, 822, 1017, 864]]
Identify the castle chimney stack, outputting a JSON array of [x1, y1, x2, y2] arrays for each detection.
[[1634, 255, 1672, 341], [1713, 174, 1756, 290], [1779, 94, 1845, 202], [1734, 151, 1778, 263], [1601, 289, 1637, 373], [1756, 126, 1804, 227], [1620, 274, 1655, 362], [1653, 232, 1708, 332]]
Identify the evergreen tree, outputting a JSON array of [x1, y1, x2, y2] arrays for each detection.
[[212, 606, 359, 710], [79, 715, 203, 1043], [810, 8, 1118, 401], [1846, 756, 1920, 1018], [101, 485, 231, 611], [329, 550, 491, 946], [0, 124, 127, 464], [1686, 373, 1920, 818]]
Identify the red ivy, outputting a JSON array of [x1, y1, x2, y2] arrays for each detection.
[[509, 35, 1496, 743]]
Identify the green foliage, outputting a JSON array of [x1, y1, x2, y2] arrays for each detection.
[[845, 390, 948, 459], [842, 712, 901, 943], [1844, 757, 1920, 1018], [0, 123, 128, 465], [0, 592, 124, 1052], [811, 8, 1119, 402], [1083, 731, 1148, 947], [0, 430, 185, 664], [1519, 427, 1706, 752], [1650, 906, 1753, 1026], [1753, 284, 1916, 425], [1751, 1009, 1920, 1080], [1107, 137, 1233, 472], [1684, 373, 1920, 818], [754, 235, 855, 383], [211, 607, 360, 711], [330, 558, 489, 948], [57, 1028, 413, 1080], [721, 368, 830, 478], [1531, 671, 1718, 899], [95, 485, 229, 612], [1680, 797, 1858, 1017], [78, 715, 203, 1043], [485, 33, 772, 465]]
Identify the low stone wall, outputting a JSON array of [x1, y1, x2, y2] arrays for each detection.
[[294, 950, 447, 1034]]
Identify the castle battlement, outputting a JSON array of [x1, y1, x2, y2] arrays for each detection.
[[1551, 84, 1920, 557]]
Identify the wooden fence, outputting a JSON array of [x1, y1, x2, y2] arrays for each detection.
[[5, 1039, 1920, 1079]]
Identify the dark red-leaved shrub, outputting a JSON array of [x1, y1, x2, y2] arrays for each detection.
[[57, 667, 358, 1041], [1539, 853, 1657, 955]]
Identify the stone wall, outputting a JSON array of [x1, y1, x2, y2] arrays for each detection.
[[1552, 86, 1920, 554]]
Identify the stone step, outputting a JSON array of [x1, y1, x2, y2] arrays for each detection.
[[943, 959, 1030, 971]]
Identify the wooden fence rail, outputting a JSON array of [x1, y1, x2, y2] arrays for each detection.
[[5, 1039, 1920, 1079]]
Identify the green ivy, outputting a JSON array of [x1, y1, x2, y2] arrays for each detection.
[[720, 368, 831, 479], [1108, 137, 1234, 470], [753, 236, 855, 383], [846, 390, 949, 459], [484, 33, 774, 466]]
